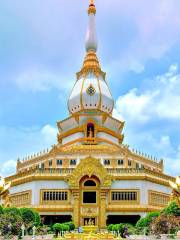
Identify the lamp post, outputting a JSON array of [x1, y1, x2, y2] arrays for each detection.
[[32, 226, 36, 240], [21, 224, 25, 239]]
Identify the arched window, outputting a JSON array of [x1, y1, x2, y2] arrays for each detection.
[[84, 180, 96, 186], [87, 123, 95, 138]]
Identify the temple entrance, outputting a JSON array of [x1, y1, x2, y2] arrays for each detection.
[[79, 176, 100, 227]]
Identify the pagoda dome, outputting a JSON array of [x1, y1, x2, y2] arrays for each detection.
[[68, 1, 114, 115], [68, 71, 114, 114]]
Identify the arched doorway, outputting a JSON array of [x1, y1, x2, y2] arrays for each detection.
[[79, 175, 100, 227]]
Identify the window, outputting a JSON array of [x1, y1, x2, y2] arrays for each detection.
[[83, 191, 96, 203], [84, 180, 96, 186], [57, 159, 62, 166], [49, 160, 52, 167], [70, 159, 76, 165], [128, 160, 132, 166], [111, 191, 137, 201], [42, 191, 68, 201], [118, 159, 124, 165], [104, 159, 110, 165]]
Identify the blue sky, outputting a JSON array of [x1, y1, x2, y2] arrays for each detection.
[[0, 0, 180, 177]]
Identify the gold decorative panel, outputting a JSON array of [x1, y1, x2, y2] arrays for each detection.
[[67, 156, 112, 188], [10, 190, 31, 206], [81, 206, 99, 217], [148, 190, 170, 206]]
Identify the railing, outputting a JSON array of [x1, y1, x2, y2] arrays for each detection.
[[107, 168, 174, 181], [6, 167, 174, 183], [6, 168, 74, 182]]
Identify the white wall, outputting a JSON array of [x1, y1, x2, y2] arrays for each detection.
[[62, 132, 84, 145], [10, 180, 69, 205], [97, 132, 119, 145], [111, 180, 171, 204]]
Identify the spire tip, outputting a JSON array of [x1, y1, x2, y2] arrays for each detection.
[[88, 0, 96, 15]]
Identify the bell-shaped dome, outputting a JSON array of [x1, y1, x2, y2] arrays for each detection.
[[68, 71, 114, 114], [68, 0, 114, 115]]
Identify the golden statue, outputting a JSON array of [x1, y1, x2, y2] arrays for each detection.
[[169, 176, 180, 207], [0, 177, 11, 207]]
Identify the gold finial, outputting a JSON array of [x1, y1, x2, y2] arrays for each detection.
[[88, 0, 96, 14]]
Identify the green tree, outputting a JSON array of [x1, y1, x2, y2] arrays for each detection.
[[150, 214, 180, 235], [0, 212, 23, 236], [161, 201, 180, 216], [20, 208, 41, 226], [33, 210, 41, 226], [4, 207, 22, 217], [136, 212, 160, 234]]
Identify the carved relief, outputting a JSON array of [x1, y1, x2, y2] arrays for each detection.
[[81, 207, 98, 217], [67, 157, 112, 188]]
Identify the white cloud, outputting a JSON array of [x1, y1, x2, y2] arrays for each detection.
[[15, 68, 72, 92], [0, 159, 16, 177], [114, 64, 180, 176], [114, 64, 180, 124], [125, 130, 180, 176], [41, 124, 58, 146], [104, 0, 180, 74], [0, 124, 58, 176]]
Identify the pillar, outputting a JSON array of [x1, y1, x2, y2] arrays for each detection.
[[99, 190, 107, 229], [72, 190, 80, 227]]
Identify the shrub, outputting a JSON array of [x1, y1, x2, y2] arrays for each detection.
[[4, 207, 22, 217], [36, 225, 49, 236], [66, 222, 75, 231], [150, 214, 180, 235], [136, 212, 160, 234], [107, 224, 114, 231], [61, 223, 70, 232], [107, 223, 135, 236], [53, 223, 63, 232], [161, 201, 180, 217], [20, 208, 36, 226], [0, 212, 23, 236], [123, 223, 136, 235], [112, 224, 119, 232]]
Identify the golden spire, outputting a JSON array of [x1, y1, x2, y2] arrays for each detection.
[[77, 0, 105, 79], [88, 0, 96, 15]]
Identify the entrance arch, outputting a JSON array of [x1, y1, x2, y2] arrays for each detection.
[[79, 175, 100, 227], [68, 157, 113, 229]]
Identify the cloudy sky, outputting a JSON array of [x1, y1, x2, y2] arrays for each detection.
[[0, 0, 180, 177]]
